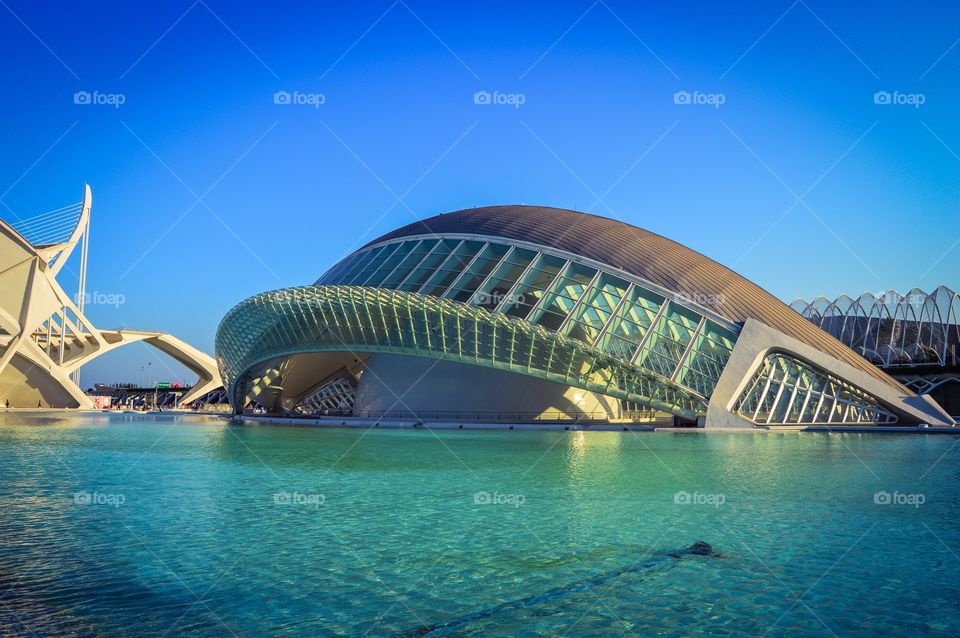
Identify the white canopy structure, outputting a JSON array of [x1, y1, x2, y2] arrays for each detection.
[[0, 185, 221, 408]]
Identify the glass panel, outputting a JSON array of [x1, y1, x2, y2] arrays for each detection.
[[676, 321, 737, 396], [340, 245, 391, 285], [381, 240, 437, 288], [332, 252, 368, 284], [735, 353, 898, 425], [445, 243, 511, 304], [398, 239, 457, 292], [420, 240, 483, 296], [530, 262, 597, 327], [490, 253, 564, 318], [350, 243, 402, 285], [359, 241, 418, 287], [637, 303, 701, 378], [597, 286, 664, 359], [472, 248, 537, 311], [562, 273, 629, 344]]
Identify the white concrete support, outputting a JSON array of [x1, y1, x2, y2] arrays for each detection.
[[0, 185, 223, 409]]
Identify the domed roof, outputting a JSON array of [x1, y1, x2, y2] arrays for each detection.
[[365, 205, 903, 391]]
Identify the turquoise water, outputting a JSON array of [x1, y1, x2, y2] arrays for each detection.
[[0, 413, 958, 637]]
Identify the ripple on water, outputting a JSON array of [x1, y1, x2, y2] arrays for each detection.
[[0, 414, 958, 636]]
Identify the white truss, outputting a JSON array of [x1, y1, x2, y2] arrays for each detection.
[[0, 185, 222, 408]]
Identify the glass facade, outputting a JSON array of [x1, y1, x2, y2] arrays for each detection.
[[215, 230, 932, 426], [734, 353, 897, 425], [215, 227, 941, 427], [216, 285, 707, 418], [313, 237, 741, 403]]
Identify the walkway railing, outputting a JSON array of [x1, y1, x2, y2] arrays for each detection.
[[271, 408, 663, 423]]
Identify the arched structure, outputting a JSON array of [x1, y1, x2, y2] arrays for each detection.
[[0, 186, 222, 408], [216, 206, 953, 428], [791, 287, 960, 368]]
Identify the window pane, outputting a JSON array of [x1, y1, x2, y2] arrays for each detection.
[[503, 254, 566, 318], [398, 240, 457, 291], [636, 303, 702, 377], [676, 321, 738, 396], [530, 262, 597, 327], [561, 273, 628, 344], [420, 241, 483, 296], [380, 240, 437, 288], [597, 286, 664, 357], [355, 242, 409, 286], [472, 248, 537, 311], [445, 243, 511, 303], [343, 245, 392, 285]]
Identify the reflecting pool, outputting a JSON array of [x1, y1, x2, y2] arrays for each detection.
[[0, 413, 957, 636]]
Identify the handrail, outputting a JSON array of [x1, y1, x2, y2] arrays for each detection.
[[260, 408, 662, 423]]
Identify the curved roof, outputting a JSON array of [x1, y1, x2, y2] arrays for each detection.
[[364, 205, 904, 391]]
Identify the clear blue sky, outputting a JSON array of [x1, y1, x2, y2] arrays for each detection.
[[1, 0, 957, 386]]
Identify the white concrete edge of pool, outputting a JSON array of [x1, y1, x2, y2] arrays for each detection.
[[2, 409, 955, 433], [233, 415, 960, 434]]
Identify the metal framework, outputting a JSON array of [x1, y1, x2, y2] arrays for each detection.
[[735, 353, 898, 425], [215, 285, 709, 418], [314, 236, 740, 399], [300, 376, 356, 413], [214, 212, 952, 426], [0, 185, 222, 408], [896, 374, 960, 397], [791, 287, 960, 368]]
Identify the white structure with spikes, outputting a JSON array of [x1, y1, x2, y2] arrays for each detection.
[[0, 185, 221, 408]]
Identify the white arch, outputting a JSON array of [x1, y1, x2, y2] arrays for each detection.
[[0, 185, 222, 409]]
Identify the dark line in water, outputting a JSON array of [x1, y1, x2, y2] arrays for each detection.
[[395, 541, 723, 637]]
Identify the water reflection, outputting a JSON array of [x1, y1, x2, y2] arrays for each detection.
[[0, 415, 957, 636]]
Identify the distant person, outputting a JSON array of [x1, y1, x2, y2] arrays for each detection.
[[4, 399, 8, 409], [37, 400, 41, 409]]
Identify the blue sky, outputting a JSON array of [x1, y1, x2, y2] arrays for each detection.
[[1, 0, 958, 386]]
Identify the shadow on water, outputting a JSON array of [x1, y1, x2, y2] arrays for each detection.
[[395, 541, 726, 637]]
